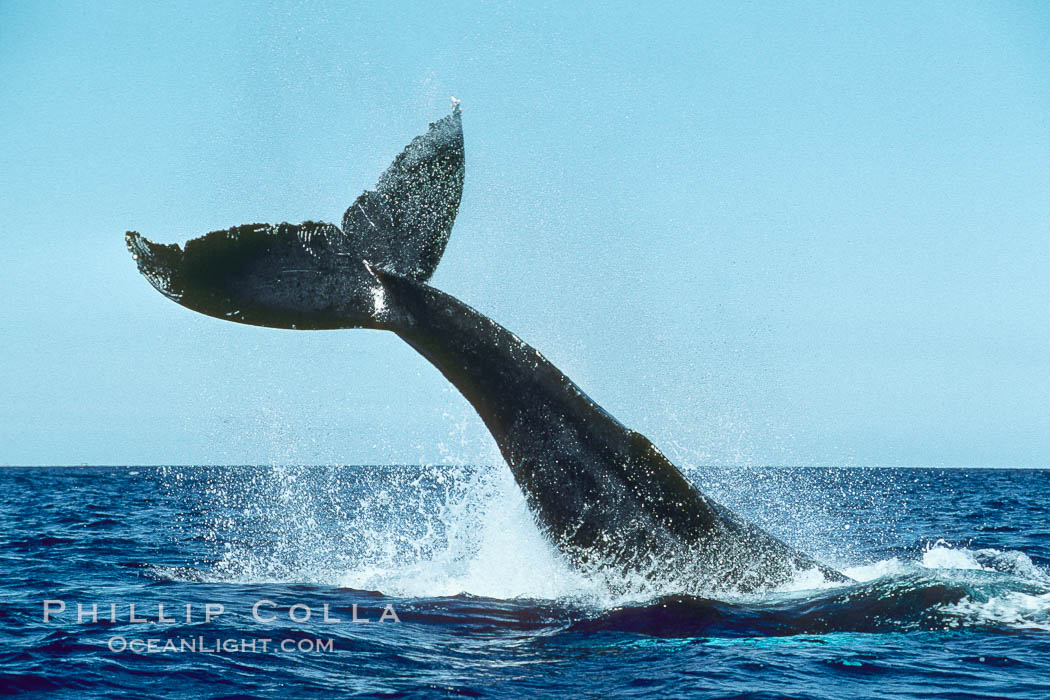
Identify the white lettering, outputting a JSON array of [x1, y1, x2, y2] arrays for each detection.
[[288, 603, 311, 623], [128, 604, 147, 623], [379, 604, 400, 623], [253, 599, 277, 623], [43, 599, 65, 622], [156, 604, 175, 623], [204, 603, 224, 622], [322, 604, 341, 623], [77, 603, 98, 623]]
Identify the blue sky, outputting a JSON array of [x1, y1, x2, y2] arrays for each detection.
[[1, 1, 1047, 467]]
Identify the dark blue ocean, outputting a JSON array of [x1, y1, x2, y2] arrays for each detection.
[[2, 465, 1048, 698]]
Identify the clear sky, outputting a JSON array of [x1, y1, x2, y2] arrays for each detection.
[[1, 1, 1047, 467]]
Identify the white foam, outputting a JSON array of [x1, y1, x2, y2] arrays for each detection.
[[843, 557, 909, 582], [335, 465, 602, 600], [921, 541, 986, 571], [941, 590, 1050, 631], [371, 284, 387, 316]]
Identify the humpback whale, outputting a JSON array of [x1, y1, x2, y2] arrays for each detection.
[[126, 104, 848, 593]]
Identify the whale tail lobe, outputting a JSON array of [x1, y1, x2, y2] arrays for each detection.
[[125, 104, 464, 330]]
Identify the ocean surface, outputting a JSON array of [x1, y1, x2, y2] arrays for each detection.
[[1, 465, 1048, 698]]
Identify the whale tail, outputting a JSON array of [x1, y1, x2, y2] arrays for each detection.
[[125, 103, 464, 330], [125, 105, 852, 592]]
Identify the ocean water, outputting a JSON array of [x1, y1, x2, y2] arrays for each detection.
[[1, 465, 1048, 698]]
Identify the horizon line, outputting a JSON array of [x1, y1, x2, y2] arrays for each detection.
[[0, 463, 1046, 470]]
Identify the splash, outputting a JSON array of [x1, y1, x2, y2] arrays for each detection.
[[161, 463, 604, 599], [161, 462, 843, 605], [334, 465, 602, 600], [920, 539, 1049, 581], [158, 464, 1050, 631]]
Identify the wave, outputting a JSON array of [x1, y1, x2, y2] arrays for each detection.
[[141, 554, 1050, 637], [142, 464, 1050, 636]]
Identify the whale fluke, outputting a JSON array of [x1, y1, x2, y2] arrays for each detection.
[[341, 102, 463, 282], [126, 106, 849, 593], [126, 106, 463, 329]]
